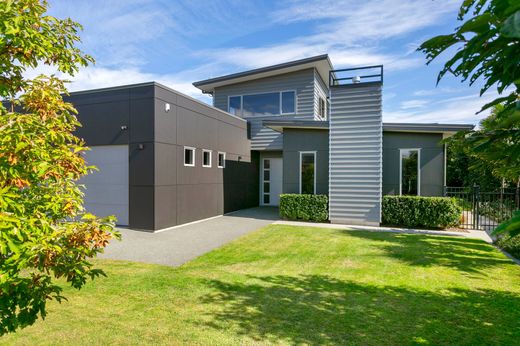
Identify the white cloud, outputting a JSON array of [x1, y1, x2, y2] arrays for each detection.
[[413, 87, 464, 96], [400, 99, 429, 110], [384, 92, 497, 124], [200, 0, 458, 73]]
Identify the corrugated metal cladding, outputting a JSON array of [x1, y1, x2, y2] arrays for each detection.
[[213, 69, 317, 151], [328, 83, 383, 226]]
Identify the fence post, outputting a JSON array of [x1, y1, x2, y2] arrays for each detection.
[[473, 184, 480, 229]]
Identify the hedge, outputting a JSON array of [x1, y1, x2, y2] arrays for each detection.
[[279, 194, 328, 222], [496, 234, 520, 260], [382, 195, 462, 229]]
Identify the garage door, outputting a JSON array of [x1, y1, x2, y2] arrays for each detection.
[[79, 145, 129, 226]]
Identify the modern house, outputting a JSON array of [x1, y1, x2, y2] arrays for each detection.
[[70, 54, 473, 231]]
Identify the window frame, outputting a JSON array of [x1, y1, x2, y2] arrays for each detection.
[[318, 96, 327, 120], [299, 151, 317, 195], [184, 146, 196, 167], [202, 149, 212, 168], [399, 148, 421, 196], [227, 90, 296, 117], [217, 151, 226, 168]]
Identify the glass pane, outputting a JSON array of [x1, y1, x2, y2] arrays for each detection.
[[401, 150, 418, 195], [301, 153, 315, 194], [243, 93, 279, 116], [263, 194, 270, 204], [203, 151, 210, 166], [263, 182, 270, 193], [229, 96, 241, 116], [264, 170, 270, 181], [184, 149, 193, 165], [218, 153, 224, 167], [263, 159, 270, 169], [281, 91, 295, 114]]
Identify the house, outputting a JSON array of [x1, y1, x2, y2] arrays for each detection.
[[70, 54, 473, 231]]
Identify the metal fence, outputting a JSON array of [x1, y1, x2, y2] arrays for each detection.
[[444, 186, 520, 230]]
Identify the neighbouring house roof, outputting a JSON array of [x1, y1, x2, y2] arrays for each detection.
[[193, 54, 333, 94], [263, 120, 474, 135]]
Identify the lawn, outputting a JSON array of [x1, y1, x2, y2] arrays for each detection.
[[2, 225, 520, 345]]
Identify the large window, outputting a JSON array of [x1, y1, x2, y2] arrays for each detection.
[[400, 149, 420, 195], [300, 152, 316, 194], [228, 91, 295, 117]]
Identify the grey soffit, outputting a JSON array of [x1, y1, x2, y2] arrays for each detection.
[[192, 54, 333, 93], [263, 120, 474, 134]]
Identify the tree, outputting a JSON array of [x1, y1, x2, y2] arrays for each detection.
[[419, 0, 520, 236], [0, 0, 119, 334]]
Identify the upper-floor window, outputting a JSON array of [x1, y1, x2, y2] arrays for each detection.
[[228, 91, 295, 117], [318, 97, 326, 119]]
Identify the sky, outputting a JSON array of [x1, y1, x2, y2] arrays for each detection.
[[43, 0, 497, 125]]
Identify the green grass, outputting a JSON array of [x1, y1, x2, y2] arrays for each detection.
[[3, 225, 520, 345]]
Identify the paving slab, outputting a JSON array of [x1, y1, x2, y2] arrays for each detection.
[[100, 207, 279, 266]]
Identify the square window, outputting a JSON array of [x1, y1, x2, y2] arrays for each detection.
[[202, 149, 212, 168], [263, 182, 270, 193], [184, 147, 195, 167], [218, 152, 226, 168]]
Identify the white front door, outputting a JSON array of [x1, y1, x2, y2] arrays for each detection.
[[261, 157, 282, 206]]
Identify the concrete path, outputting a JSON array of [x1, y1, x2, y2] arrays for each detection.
[[100, 207, 279, 266], [274, 220, 494, 243]]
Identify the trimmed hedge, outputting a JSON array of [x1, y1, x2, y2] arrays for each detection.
[[279, 194, 328, 222], [382, 195, 462, 229], [496, 234, 520, 260]]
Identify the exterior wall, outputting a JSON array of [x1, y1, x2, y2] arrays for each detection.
[[213, 69, 318, 151], [68, 83, 258, 231], [282, 129, 329, 195], [66, 84, 155, 229], [382, 132, 445, 196], [328, 83, 383, 226], [313, 69, 329, 120]]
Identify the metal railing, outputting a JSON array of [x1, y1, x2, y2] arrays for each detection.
[[329, 65, 383, 87], [444, 186, 520, 230]]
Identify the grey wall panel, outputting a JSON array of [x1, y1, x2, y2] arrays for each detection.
[[129, 185, 154, 230], [154, 185, 177, 230], [129, 142, 154, 186], [329, 84, 383, 226], [154, 99, 177, 145], [382, 132, 444, 196], [213, 69, 317, 151], [282, 129, 329, 195], [74, 101, 130, 146], [154, 142, 177, 186], [313, 69, 329, 120]]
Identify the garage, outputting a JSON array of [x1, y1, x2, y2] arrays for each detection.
[[79, 145, 129, 226]]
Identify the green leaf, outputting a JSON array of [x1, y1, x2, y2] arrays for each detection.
[[501, 10, 520, 38]]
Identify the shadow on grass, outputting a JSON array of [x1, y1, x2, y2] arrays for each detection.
[[200, 275, 520, 345], [343, 230, 513, 275]]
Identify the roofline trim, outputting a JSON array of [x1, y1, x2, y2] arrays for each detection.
[[193, 54, 332, 88]]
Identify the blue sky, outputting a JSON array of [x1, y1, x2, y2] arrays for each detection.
[[43, 0, 496, 124]]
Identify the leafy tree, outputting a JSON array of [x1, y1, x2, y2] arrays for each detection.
[[419, 0, 520, 235], [0, 0, 119, 334]]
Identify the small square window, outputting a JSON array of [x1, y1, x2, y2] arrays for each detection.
[[202, 149, 212, 168], [184, 147, 195, 167], [218, 152, 226, 168]]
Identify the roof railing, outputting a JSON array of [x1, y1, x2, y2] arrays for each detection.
[[329, 65, 383, 87]]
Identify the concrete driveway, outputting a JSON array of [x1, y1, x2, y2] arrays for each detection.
[[99, 207, 278, 266]]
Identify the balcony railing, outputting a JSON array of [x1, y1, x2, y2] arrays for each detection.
[[329, 65, 383, 87]]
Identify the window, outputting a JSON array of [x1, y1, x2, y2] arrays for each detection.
[[400, 149, 420, 196], [229, 96, 242, 116], [228, 91, 295, 116], [202, 149, 212, 168], [262, 159, 271, 204], [184, 146, 195, 167], [281, 91, 296, 114], [300, 152, 316, 194], [218, 152, 226, 168], [318, 97, 326, 119]]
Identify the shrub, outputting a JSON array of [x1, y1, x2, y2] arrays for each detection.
[[382, 195, 462, 229], [495, 234, 520, 260], [279, 194, 328, 222]]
